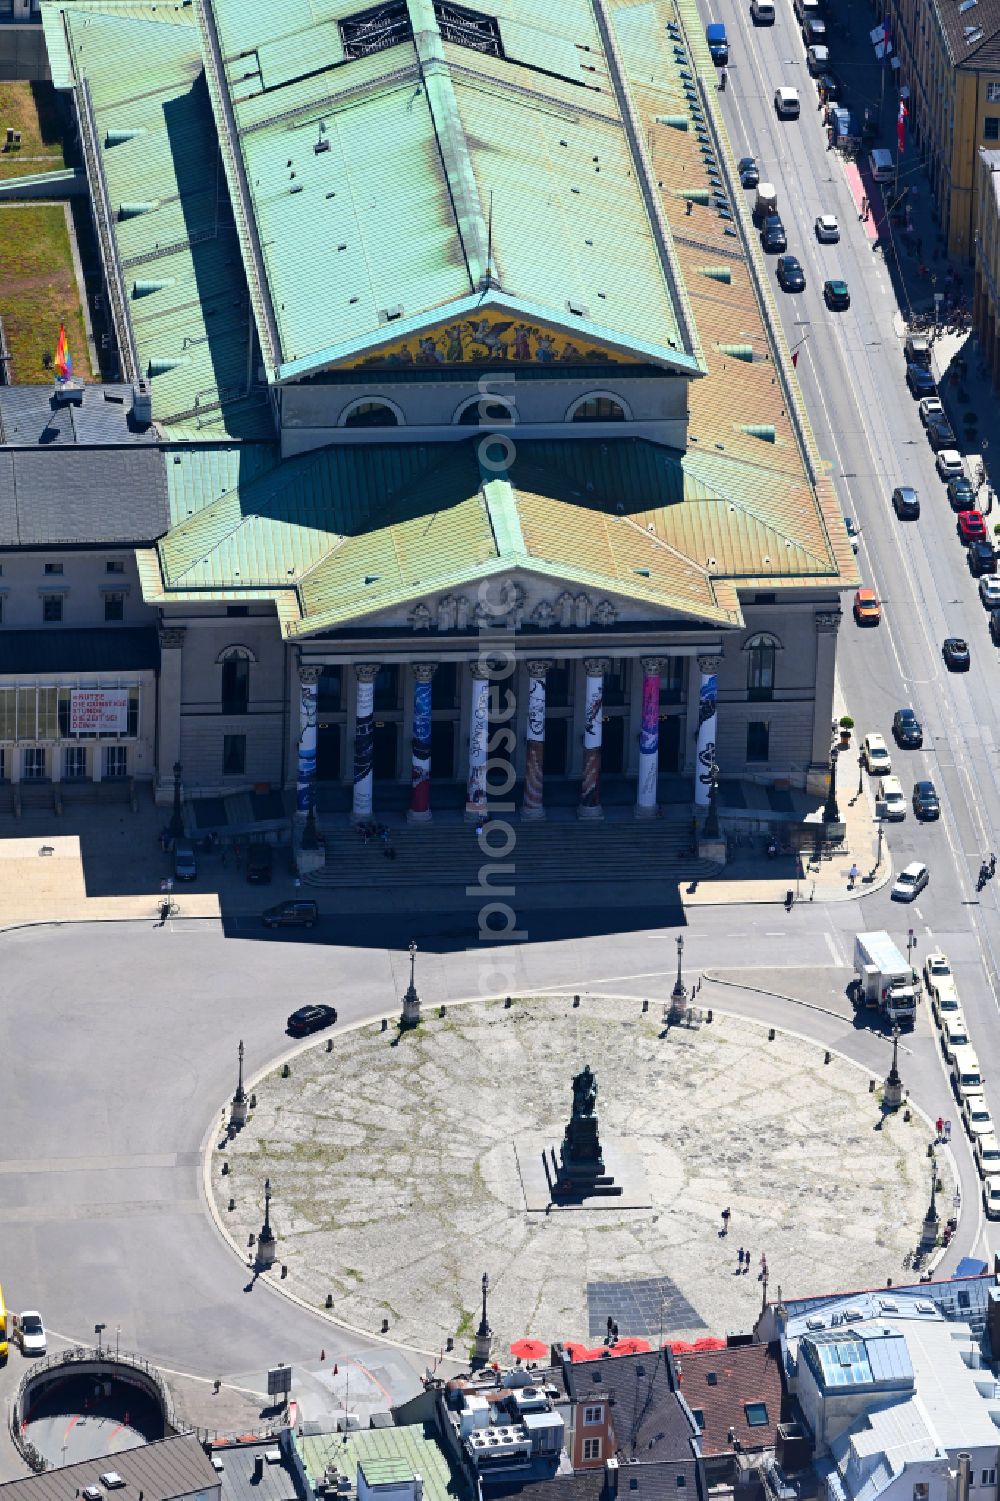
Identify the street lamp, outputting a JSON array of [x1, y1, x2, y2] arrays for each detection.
[[884, 1024, 903, 1110], [401, 939, 421, 1028], [702, 760, 721, 840], [95, 1322, 106, 1356], [875, 820, 885, 869], [823, 745, 840, 823], [168, 759, 184, 840], [668, 934, 688, 1022], [857, 752, 865, 798], [256, 1175, 277, 1269], [473, 1271, 493, 1367]]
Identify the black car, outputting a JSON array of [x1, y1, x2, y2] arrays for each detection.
[[925, 412, 957, 451], [892, 707, 923, 747], [815, 71, 841, 101], [948, 475, 976, 510], [969, 539, 996, 577], [246, 843, 274, 884], [943, 636, 971, 670], [286, 1003, 338, 1036], [912, 780, 940, 820], [761, 214, 787, 252], [905, 363, 937, 397], [802, 15, 826, 43], [823, 279, 850, 309], [892, 486, 920, 519], [738, 155, 760, 188], [263, 899, 319, 929], [990, 609, 1000, 645], [776, 254, 805, 291]]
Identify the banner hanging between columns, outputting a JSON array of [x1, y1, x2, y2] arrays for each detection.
[[353, 665, 378, 821], [409, 666, 434, 822], [522, 663, 548, 820], [296, 669, 319, 818], [466, 670, 490, 818], [694, 657, 720, 809], [636, 659, 662, 817]]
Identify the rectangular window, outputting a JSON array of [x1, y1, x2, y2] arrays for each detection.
[[982, 1475, 996, 1489], [37, 686, 58, 740], [986, 117, 1000, 141], [583, 1406, 603, 1425], [744, 1402, 769, 1427], [221, 656, 249, 714], [226, 604, 249, 617], [582, 1439, 602, 1462], [913, 1486, 930, 1501], [988, 82, 1000, 101], [746, 720, 770, 762], [22, 747, 46, 780], [0, 687, 13, 740], [44, 562, 63, 575], [223, 733, 246, 776], [64, 745, 87, 780], [106, 560, 125, 574], [690, 1409, 704, 1433], [17, 686, 35, 740], [603, 660, 628, 708], [104, 745, 128, 779], [42, 594, 63, 622], [104, 592, 125, 622]]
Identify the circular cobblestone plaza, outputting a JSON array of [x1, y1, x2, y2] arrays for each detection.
[[213, 996, 947, 1354]]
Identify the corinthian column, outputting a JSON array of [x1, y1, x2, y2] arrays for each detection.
[[578, 658, 609, 820], [636, 657, 663, 818], [522, 661, 551, 821], [694, 655, 722, 809], [408, 664, 436, 824], [352, 663, 379, 822]]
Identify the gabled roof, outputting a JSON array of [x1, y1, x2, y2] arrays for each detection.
[[196, 0, 702, 381], [674, 1343, 783, 1456], [564, 1350, 696, 1462]]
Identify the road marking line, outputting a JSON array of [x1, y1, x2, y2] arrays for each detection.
[[824, 931, 846, 966]]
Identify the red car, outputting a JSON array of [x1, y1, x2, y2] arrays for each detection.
[[958, 510, 987, 544]]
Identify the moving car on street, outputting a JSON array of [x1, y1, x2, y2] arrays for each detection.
[[892, 707, 922, 747], [760, 214, 787, 252], [16, 1312, 46, 1357], [845, 517, 860, 552], [824, 278, 850, 309], [853, 587, 881, 625], [776, 254, 805, 290], [815, 213, 840, 243], [263, 899, 319, 929], [774, 85, 800, 118], [862, 732, 892, 774], [878, 775, 906, 821], [943, 636, 971, 670], [912, 780, 940, 820], [891, 861, 929, 901], [739, 156, 760, 187], [936, 450, 965, 480], [892, 485, 920, 519], [286, 1003, 338, 1036]]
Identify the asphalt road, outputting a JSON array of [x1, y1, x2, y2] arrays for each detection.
[[701, 0, 1000, 1246]]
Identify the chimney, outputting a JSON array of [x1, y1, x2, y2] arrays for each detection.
[[958, 1454, 972, 1501], [605, 1458, 619, 1500], [253, 1456, 264, 1483]]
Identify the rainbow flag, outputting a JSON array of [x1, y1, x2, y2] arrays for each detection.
[[54, 323, 72, 381]]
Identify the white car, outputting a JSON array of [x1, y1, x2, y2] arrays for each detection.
[[863, 733, 892, 774], [815, 213, 840, 243], [942, 1011, 971, 1061], [919, 397, 944, 426], [774, 86, 800, 118], [892, 861, 929, 901], [984, 1176, 1000, 1219], [879, 775, 906, 821], [936, 449, 964, 480], [932, 980, 962, 1026], [923, 950, 951, 996], [17, 1311, 46, 1357], [976, 1133, 1000, 1179], [964, 1096, 994, 1138], [980, 575, 1000, 608]]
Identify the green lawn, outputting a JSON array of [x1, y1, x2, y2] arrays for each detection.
[[0, 204, 89, 383], [0, 82, 67, 180]]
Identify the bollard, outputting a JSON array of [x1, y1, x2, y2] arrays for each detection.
[[249, 1233, 256, 1247], [446, 1336, 454, 1352], [228, 1198, 235, 1211], [439, 1004, 446, 1017], [642, 998, 649, 1013], [573, 994, 580, 1008], [250, 1092, 257, 1108], [706, 1009, 713, 1023], [505, 995, 512, 1009], [326, 1293, 334, 1308], [326, 1038, 333, 1052], [381, 1017, 388, 1032], [222, 1160, 230, 1174], [381, 1318, 389, 1334], [768, 1028, 775, 1041], [869, 1078, 876, 1093], [904, 1108, 912, 1121], [282, 1062, 291, 1078], [281, 1264, 288, 1279], [824, 1051, 831, 1065]]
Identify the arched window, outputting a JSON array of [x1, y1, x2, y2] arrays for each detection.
[[218, 644, 255, 714], [456, 396, 516, 425], [746, 634, 777, 701], [341, 399, 401, 428], [569, 394, 628, 423]]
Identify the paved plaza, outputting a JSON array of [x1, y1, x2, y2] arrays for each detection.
[[213, 996, 947, 1356]]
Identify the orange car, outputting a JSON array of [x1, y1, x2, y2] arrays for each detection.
[[853, 587, 881, 625]]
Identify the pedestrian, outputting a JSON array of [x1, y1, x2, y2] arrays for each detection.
[[737, 1246, 744, 1270], [860, 194, 868, 220], [848, 862, 859, 889], [743, 1251, 750, 1274], [721, 1206, 731, 1235], [827, 126, 834, 150], [935, 1116, 944, 1141], [990, 852, 996, 878]]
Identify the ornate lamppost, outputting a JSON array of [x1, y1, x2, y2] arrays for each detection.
[[230, 1038, 248, 1130], [401, 939, 421, 1029], [824, 745, 840, 824], [703, 760, 721, 840], [473, 1271, 493, 1367], [256, 1177, 277, 1269]]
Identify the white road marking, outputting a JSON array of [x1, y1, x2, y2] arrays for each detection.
[[824, 930, 846, 966]]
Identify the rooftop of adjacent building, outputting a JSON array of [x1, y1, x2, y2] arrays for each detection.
[[209, 1438, 306, 1501], [563, 1349, 696, 1464], [673, 1343, 784, 1457], [296, 1419, 460, 1501], [0, 1436, 219, 1501], [921, 0, 1000, 71]]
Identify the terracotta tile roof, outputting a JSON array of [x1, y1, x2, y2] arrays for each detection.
[[565, 1351, 696, 1462], [673, 1343, 784, 1456]]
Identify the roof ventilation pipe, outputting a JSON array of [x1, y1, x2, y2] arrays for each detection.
[[147, 357, 189, 376], [958, 1455, 972, 1501], [132, 279, 174, 298]]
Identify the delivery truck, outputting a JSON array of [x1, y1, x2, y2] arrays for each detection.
[[853, 931, 918, 1027]]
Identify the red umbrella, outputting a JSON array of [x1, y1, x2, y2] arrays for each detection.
[[562, 1341, 590, 1362], [668, 1340, 696, 1353], [610, 1337, 653, 1356], [510, 1337, 549, 1361], [692, 1336, 726, 1351]]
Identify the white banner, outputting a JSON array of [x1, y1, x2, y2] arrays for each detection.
[[70, 689, 128, 734]]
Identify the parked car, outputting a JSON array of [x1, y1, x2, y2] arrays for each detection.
[[246, 843, 274, 884], [964, 1096, 995, 1139], [905, 334, 932, 367], [16, 1312, 46, 1357], [263, 899, 319, 929], [942, 1012, 971, 1061], [923, 951, 952, 995], [286, 1003, 338, 1036], [968, 538, 995, 576], [933, 983, 962, 1025], [761, 214, 787, 252], [806, 44, 829, 74], [983, 1176, 1000, 1219], [926, 413, 958, 451], [905, 362, 937, 397], [815, 213, 840, 243], [892, 485, 920, 519], [891, 861, 929, 901], [862, 732, 892, 774], [774, 86, 800, 118], [948, 475, 976, 510], [936, 450, 964, 480], [912, 780, 940, 820], [989, 608, 1000, 646], [173, 843, 197, 882], [824, 278, 850, 309], [976, 1134, 1000, 1179], [738, 155, 760, 187], [814, 71, 841, 102], [958, 510, 987, 544], [853, 586, 881, 624], [943, 636, 971, 670], [892, 707, 923, 747], [980, 575, 1000, 608], [802, 15, 827, 43], [776, 254, 805, 290], [919, 396, 945, 426]]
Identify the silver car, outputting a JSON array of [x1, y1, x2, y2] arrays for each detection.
[[815, 213, 840, 243], [891, 861, 929, 901]]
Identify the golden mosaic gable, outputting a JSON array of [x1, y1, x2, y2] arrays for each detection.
[[338, 315, 639, 370]]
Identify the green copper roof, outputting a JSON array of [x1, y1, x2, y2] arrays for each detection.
[[196, 0, 697, 381]]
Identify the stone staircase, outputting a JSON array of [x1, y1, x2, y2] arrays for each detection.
[[305, 819, 720, 889]]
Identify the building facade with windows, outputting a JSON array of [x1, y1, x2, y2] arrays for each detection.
[[23, 0, 855, 819]]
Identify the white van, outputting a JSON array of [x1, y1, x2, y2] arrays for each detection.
[[942, 1012, 971, 1062], [751, 0, 776, 21], [984, 1176, 1000, 1219], [879, 776, 906, 821], [869, 148, 894, 182], [951, 1044, 984, 1102], [976, 1133, 1000, 1179]]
